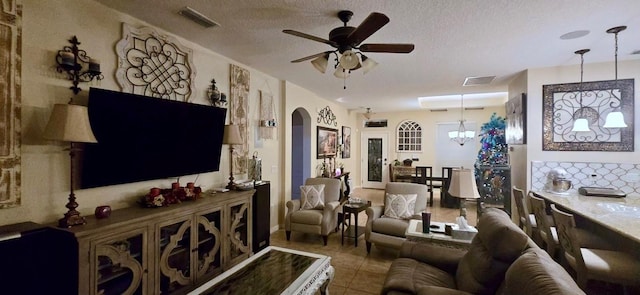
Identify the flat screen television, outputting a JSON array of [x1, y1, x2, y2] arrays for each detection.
[[80, 88, 227, 189]]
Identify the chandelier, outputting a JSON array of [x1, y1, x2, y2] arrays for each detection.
[[448, 95, 475, 146]]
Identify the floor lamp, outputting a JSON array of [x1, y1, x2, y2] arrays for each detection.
[[448, 168, 481, 219], [223, 124, 242, 190], [43, 103, 98, 228]]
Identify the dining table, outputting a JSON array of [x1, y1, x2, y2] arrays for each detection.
[[533, 190, 640, 259]]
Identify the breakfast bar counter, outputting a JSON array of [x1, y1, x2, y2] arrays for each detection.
[[533, 190, 640, 257]]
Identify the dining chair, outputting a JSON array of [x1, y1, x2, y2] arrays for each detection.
[[440, 167, 459, 208], [512, 187, 539, 243], [414, 166, 434, 206], [550, 204, 640, 291]]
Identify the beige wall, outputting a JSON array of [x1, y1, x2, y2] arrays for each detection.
[[6, 0, 282, 226], [281, 81, 355, 227], [525, 59, 640, 189]]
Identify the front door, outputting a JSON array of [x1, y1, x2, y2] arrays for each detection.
[[361, 132, 388, 189]]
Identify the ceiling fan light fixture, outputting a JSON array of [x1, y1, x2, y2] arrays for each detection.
[[334, 65, 349, 78], [311, 53, 329, 73], [361, 55, 378, 74], [339, 50, 359, 70]]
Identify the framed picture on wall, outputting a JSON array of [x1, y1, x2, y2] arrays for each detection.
[[317, 126, 338, 159], [505, 93, 526, 145], [342, 126, 351, 158]]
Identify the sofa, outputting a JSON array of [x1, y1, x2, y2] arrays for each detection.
[[382, 208, 585, 295]]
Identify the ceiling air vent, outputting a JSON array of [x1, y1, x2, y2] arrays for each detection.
[[429, 109, 448, 112], [364, 119, 388, 128], [463, 76, 495, 86], [178, 7, 220, 28]]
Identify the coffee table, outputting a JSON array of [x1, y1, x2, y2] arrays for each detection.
[[188, 246, 334, 295], [405, 219, 472, 250]]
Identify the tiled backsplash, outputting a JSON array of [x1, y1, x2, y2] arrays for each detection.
[[531, 161, 640, 196]]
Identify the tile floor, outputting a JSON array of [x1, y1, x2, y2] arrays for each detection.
[[270, 187, 477, 295]]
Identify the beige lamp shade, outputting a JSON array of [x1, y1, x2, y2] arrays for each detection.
[[311, 53, 329, 74], [43, 104, 97, 143], [449, 168, 481, 199], [223, 124, 243, 145]]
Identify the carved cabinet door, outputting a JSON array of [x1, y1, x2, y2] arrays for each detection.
[[91, 228, 148, 295], [156, 216, 193, 294], [194, 206, 223, 283], [225, 198, 252, 269]]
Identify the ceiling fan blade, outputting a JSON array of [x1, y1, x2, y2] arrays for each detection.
[[290, 51, 332, 63], [346, 12, 389, 45], [359, 43, 415, 53], [283, 29, 338, 47]]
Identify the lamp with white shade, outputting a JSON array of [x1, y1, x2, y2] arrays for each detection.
[[223, 124, 243, 190], [448, 168, 481, 219], [43, 103, 98, 228]]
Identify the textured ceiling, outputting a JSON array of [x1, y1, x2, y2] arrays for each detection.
[[95, 0, 640, 112]]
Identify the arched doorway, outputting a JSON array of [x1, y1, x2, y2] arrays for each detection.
[[291, 108, 311, 200]]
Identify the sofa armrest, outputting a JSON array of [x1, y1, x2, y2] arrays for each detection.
[[286, 199, 301, 213], [366, 205, 384, 220], [399, 241, 466, 275], [324, 201, 340, 213]]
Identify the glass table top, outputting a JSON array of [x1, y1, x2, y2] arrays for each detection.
[[199, 249, 318, 295]]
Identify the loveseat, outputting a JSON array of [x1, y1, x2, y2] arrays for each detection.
[[382, 208, 585, 295]]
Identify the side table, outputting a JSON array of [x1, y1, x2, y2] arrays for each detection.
[[341, 201, 370, 247], [405, 219, 472, 250]]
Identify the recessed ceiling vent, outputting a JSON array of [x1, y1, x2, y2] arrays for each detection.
[[178, 7, 220, 28], [463, 76, 495, 86]]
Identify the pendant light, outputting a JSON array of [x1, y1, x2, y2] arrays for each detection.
[[603, 26, 628, 128], [448, 94, 475, 146], [571, 49, 591, 132]]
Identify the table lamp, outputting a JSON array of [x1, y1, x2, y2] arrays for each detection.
[[43, 103, 98, 227], [223, 124, 242, 189], [448, 168, 481, 219]]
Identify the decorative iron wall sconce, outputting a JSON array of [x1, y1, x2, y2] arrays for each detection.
[[56, 36, 103, 94], [207, 78, 227, 107], [317, 106, 337, 127]]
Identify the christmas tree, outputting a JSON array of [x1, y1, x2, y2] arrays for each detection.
[[475, 113, 510, 209], [476, 113, 508, 166]]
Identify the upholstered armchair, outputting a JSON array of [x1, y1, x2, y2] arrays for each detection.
[[365, 182, 428, 253], [285, 177, 342, 245]]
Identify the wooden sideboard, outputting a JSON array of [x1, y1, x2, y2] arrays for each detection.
[[53, 190, 253, 295]]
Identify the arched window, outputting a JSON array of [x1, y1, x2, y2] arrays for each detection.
[[397, 120, 422, 151]]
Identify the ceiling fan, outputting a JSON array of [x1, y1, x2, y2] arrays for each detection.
[[283, 10, 415, 78]]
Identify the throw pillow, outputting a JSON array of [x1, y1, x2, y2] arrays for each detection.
[[384, 193, 417, 219], [300, 184, 325, 209]]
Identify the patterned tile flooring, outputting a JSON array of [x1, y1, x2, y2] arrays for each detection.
[[270, 187, 477, 295]]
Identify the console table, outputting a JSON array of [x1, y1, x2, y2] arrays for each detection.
[[188, 246, 334, 295], [52, 190, 253, 295]]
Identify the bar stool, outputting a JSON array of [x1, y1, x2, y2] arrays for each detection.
[[550, 204, 640, 291], [512, 187, 539, 243], [527, 192, 559, 257]]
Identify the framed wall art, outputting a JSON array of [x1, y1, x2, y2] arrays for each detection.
[[542, 79, 634, 151], [317, 126, 338, 159], [505, 93, 526, 145], [342, 126, 351, 158]]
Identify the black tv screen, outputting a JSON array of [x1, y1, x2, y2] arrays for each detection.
[[81, 88, 227, 188]]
